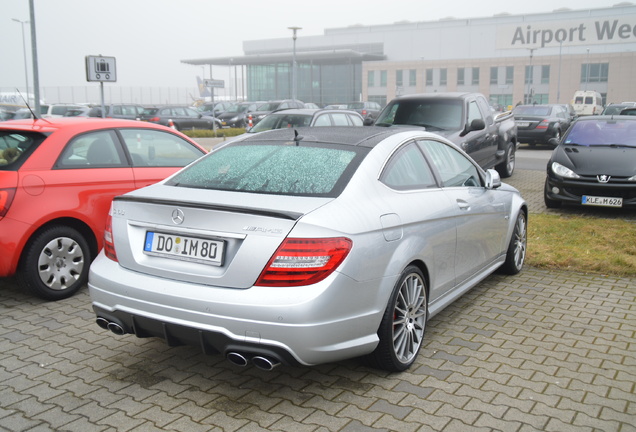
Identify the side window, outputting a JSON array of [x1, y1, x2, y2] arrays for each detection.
[[57, 131, 124, 168], [420, 139, 481, 187], [467, 101, 483, 126], [119, 129, 204, 167], [476, 97, 494, 125], [313, 115, 331, 127], [331, 113, 350, 126], [348, 114, 363, 126], [380, 142, 437, 190]]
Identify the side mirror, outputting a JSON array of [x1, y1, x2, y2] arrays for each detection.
[[460, 118, 485, 137], [485, 169, 501, 189], [363, 117, 374, 126]]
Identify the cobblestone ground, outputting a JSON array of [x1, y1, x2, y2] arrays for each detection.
[[1, 168, 634, 431]]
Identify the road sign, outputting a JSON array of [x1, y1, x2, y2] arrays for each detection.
[[204, 79, 225, 88], [85, 56, 117, 82]]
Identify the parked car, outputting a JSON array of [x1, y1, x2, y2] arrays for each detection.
[[140, 105, 220, 130], [89, 104, 145, 120], [247, 109, 363, 133], [513, 104, 575, 146], [345, 101, 382, 121], [216, 102, 264, 128], [601, 103, 636, 116], [0, 117, 207, 300], [248, 100, 306, 126], [41, 103, 85, 118], [371, 92, 518, 177], [88, 126, 527, 372], [620, 108, 636, 116], [195, 102, 234, 118], [544, 115, 636, 209], [303, 102, 321, 109]]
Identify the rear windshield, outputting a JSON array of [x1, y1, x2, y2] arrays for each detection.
[[166, 140, 368, 197], [564, 119, 636, 147], [513, 106, 551, 116], [0, 131, 47, 169]]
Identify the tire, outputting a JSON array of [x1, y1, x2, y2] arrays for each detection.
[[544, 179, 562, 209], [364, 266, 428, 372], [499, 212, 527, 275], [17, 225, 91, 301], [496, 142, 515, 178]]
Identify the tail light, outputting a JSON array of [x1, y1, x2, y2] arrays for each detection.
[[536, 120, 549, 129], [104, 211, 118, 262], [149, 117, 160, 122], [362, 109, 368, 116], [0, 188, 16, 219], [255, 237, 352, 287]]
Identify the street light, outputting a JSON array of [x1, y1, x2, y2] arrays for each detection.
[[288, 26, 302, 100], [526, 48, 535, 104], [12, 18, 30, 101]]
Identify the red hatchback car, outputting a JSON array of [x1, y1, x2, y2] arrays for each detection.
[[0, 117, 206, 300]]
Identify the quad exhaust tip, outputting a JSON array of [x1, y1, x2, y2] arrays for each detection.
[[226, 352, 281, 371]]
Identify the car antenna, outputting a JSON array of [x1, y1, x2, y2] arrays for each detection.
[[293, 129, 304, 146], [16, 88, 47, 123]]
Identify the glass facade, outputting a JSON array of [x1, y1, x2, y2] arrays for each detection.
[[247, 62, 362, 105]]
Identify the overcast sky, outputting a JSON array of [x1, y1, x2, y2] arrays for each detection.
[[0, 0, 624, 92]]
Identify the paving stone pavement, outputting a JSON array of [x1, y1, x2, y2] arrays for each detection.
[[1, 167, 634, 432]]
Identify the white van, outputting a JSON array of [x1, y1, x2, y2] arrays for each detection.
[[572, 91, 603, 116]]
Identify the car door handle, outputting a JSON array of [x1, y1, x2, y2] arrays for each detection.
[[457, 199, 471, 211]]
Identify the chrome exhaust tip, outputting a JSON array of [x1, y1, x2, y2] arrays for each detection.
[[226, 352, 249, 367], [107, 322, 126, 336], [95, 317, 110, 330], [252, 355, 281, 371]]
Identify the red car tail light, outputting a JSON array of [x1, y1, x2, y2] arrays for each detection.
[[255, 237, 352, 287], [536, 120, 550, 129], [362, 109, 368, 116], [104, 212, 118, 262], [149, 117, 160, 122], [0, 188, 16, 218]]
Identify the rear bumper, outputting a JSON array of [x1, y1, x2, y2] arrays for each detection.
[[88, 252, 387, 366]]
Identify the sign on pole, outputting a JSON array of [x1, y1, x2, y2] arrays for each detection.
[[204, 79, 225, 88], [85, 55, 117, 82]]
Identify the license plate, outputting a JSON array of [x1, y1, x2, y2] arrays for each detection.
[[581, 195, 623, 208], [516, 121, 530, 127], [144, 231, 224, 265], [221, 121, 227, 126]]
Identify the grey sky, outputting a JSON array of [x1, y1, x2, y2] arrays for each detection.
[[1, 0, 624, 91]]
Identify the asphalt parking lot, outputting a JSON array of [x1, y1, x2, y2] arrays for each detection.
[[1, 149, 634, 431]]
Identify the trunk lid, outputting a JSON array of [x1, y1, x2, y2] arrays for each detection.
[[109, 183, 331, 288]]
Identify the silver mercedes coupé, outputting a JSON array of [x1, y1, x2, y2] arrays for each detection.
[[89, 126, 527, 372]]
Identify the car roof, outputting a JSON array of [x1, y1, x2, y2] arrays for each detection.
[[239, 126, 423, 148], [0, 117, 183, 133]]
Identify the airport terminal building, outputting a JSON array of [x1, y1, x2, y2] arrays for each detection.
[[182, 4, 636, 107]]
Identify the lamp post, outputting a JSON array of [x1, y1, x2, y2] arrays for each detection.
[[288, 26, 302, 100], [585, 48, 590, 91], [12, 18, 30, 102], [557, 41, 563, 103], [526, 48, 535, 104]]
